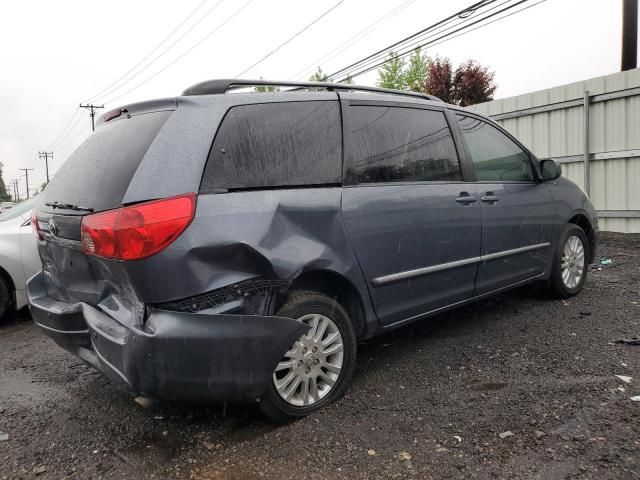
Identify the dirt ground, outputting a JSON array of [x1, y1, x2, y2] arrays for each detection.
[[1, 232, 638, 480]]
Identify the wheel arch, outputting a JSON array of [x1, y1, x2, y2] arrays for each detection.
[[567, 212, 596, 263], [284, 269, 368, 339]]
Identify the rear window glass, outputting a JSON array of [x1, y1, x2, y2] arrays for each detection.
[[42, 111, 171, 213], [345, 106, 461, 184], [201, 101, 341, 191]]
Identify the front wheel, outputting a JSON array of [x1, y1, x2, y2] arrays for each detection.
[[549, 224, 589, 298], [260, 290, 357, 423]]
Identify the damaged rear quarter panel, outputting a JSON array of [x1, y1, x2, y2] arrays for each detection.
[[120, 189, 377, 330]]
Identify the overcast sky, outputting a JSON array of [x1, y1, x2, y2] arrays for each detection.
[[0, 0, 627, 197]]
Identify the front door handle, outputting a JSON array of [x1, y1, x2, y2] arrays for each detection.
[[456, 192, 478, 205]]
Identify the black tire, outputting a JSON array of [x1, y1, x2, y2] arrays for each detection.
[[0, 276, 11, 320], [549, 224, 589, 299], [260, 290, 357, 423]]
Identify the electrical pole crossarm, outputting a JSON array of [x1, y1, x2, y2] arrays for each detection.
[[79, 103, 105, 132]]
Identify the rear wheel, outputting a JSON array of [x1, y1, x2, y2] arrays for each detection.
[[260, 291, 356, 423], [549, 224, 588, 298]]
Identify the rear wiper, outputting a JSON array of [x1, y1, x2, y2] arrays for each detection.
[[45, 201, 94, 213]]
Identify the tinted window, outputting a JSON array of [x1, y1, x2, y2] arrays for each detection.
[[346, 106, 460, 184], [201, 101, 341, 191], [42, 111, 172, 212], [456, 114, 533, 181]]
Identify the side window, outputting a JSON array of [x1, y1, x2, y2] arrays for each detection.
[[456, 114, 533, 182], [346, 106, 461, 184], [201, 101, 341, 191]]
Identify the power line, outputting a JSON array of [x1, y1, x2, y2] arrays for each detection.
[[288, 0, 417, 81], [89, 0, 226, 104], [331, 0, 512, 81], [102, 0, 255, 106], [54, 123, 90, 153], [85, 0, 210, 103], [332, 0, 543, 82], [326, 0, 495, 81], [235, 0, 345, 78], [45, 108, 81, 151]]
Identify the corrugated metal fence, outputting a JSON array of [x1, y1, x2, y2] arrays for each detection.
[[468, 68, 640, 233]]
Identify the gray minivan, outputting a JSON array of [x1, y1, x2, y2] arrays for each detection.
[[28, 80, 598, 421]]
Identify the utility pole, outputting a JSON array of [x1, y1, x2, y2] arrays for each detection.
[[38, 151, 52, 183], [12, 179, 19, 202], [622, 0, 638, 71], [19, 168, 34, 199], [79, 103, 105, 132]]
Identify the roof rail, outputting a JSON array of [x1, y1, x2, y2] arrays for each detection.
[[182, 79, 442, 102]]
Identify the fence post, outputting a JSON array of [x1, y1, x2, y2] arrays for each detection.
[[583, 90, 591, 196]]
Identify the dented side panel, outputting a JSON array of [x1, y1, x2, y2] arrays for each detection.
[[121, 188, 378, 331]]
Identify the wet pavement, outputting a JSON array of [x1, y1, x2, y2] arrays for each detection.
[[1, 232, 638, 479]]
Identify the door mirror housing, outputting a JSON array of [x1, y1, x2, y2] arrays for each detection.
[[540, 159, 562, 181]]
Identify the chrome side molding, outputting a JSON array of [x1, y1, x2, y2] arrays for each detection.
[[372, 242, 551, 287]]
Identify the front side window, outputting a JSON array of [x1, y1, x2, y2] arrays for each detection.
[[201, 101, 342, 191], [346, 106, 461, 184], [456, 114, 533, 182]]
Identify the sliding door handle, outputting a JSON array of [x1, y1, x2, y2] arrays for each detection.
[[456, 192, 477, 205]]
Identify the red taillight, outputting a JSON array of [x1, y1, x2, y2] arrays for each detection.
[[81, 193, 196, 260], [31, 209, 41, 240]]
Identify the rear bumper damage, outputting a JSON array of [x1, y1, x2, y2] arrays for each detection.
[[27, 271, 309, 402]]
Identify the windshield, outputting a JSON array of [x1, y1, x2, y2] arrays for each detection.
[[0, 196, 38, 222]]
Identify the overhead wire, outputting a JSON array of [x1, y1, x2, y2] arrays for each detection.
[[288, 0, 417, 81], [332, 0, 544, 82], [235, 0, 345, 78], [329, 0, 513, 81], [89, 0, 226, 103], [102, 0, 255, 105], [325, 0, 496, 81]]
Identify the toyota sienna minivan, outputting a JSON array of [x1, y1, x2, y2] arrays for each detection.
[[28, 79, 598, 422]]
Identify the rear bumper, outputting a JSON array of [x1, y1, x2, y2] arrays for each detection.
[[27, 271, 308, 402]]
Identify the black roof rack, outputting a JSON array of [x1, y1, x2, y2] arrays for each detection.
[[182, 79, 442, 102]]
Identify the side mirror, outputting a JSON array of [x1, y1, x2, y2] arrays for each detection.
[[540, 159, 562, 181]]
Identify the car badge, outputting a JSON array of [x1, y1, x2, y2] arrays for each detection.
[[48, 218, 58, 237]]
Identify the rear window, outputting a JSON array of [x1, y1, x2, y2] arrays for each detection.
[[42, 111, 171, 213], [200, 101, 342, 192]]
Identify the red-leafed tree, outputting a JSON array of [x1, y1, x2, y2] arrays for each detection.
[[425, 56, 454, 103], [452, 60, 497, 106]]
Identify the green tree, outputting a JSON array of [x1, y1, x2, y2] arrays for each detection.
[[404, 48, 429, 93], [309, 67, 328, 82], [341, 74, 354, 85], [0, 162, 11, 202], [376, 52, 406, 90], [254, 77, 280, 93]]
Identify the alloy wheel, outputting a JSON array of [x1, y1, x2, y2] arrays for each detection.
[[561, 235, 585, 289], [272, 313, 344, 407]]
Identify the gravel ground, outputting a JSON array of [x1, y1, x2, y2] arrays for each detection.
[[1, 232, 639, 480]]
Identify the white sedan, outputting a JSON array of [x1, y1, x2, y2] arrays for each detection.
[[0, 196, 41, 318]]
